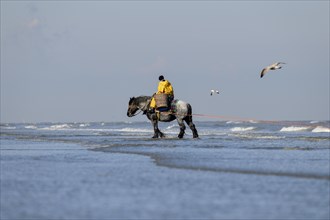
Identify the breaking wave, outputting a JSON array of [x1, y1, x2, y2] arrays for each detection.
[[117, 128, 152, 133], [231, 127, 256, 132], [280, 126, 310, 132], [231, 133, 285, 140], [312, 126, 330, 133], [41, 124, 72, 130], [79, 123, 90, 127], [226, 121, 241, 124], [0, 126, 16, 130], [25, 125, 38, 129]]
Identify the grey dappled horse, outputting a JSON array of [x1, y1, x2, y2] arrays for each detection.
[[127, 96, 199, 139]]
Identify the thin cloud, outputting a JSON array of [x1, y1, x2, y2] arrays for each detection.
[[26, 18, 40, 29]]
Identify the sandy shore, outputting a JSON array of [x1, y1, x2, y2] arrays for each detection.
[[1, 139, 329, 219]]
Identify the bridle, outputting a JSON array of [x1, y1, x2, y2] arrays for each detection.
[[130, 108, 143, 117], [129, 99, 150, 117]]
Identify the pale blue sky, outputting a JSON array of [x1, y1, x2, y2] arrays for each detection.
[[1, 1, 329, 123]]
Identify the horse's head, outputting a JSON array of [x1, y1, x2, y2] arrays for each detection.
[[127, 97, 139, 117]]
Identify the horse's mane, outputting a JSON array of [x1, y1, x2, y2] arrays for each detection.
[[130, 96, 151, 105], [137, 95, 152, 100]]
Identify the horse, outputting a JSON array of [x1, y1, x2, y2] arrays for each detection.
[[127, 96, 199, 139]]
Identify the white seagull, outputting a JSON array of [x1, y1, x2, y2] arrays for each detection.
[[260, 62, 286, 78], [210, 89, 220, 96]]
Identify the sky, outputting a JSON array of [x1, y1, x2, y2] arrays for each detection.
[[1, 1, 329, 123]]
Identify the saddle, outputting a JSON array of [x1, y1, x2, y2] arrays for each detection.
[[156, 99, 178, 114]]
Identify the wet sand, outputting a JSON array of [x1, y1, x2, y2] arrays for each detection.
[[1, 139, 329, 219]]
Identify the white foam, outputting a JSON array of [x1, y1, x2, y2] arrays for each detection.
[[280, 126, 310, 132], [118, 128, 152, 133], [257, 135, 285, 139], [79, 123, 90, 127], [200, 130, 227, 136], [312, 126, 330, 133], [25, 125, 37, 129], [1, 126, 16, 130], [226, 121, 241, 124], [166, 124, 178, 130], [231, 127, 255, 132], [248, 120, 259, 124], [231, 133, 284, 139], [41, 124, 72, 130]]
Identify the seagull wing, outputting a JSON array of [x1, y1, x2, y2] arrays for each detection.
[[269, 63, 279, 68], [273, 62, 285, 70], [260, 68, 268, 78]]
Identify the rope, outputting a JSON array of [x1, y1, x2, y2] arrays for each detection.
[[149, 110, 328, 129], [191, 113, 328, 128], [142, 105, 327, 127], [192, 113, 275, 123], [168, 112, 257, 122]]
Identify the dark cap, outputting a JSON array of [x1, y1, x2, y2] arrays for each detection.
[[159, 75, 164, 81]]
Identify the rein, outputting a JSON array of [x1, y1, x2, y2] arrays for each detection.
[[130, 99, 150, 117], [131, 109, 143, 117]]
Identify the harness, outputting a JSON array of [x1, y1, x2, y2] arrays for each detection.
[[131, 100, 150, 116]]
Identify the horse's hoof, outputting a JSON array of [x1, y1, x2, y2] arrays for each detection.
[[152, 135, 158, 138]]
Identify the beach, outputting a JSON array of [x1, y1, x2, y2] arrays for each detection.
[[1, 121, 329, 219]]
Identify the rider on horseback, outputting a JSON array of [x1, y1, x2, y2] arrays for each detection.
[[149, 75, 174, 113]]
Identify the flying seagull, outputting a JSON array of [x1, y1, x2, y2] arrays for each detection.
[[210, 89, 220, 96], [260, 62, 286, 78]]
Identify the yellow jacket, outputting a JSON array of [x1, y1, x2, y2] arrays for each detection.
[[157, 80, 174, 96], [150, 80, 174, 108]]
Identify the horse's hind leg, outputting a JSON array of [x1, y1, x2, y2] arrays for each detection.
[[184, 116, 199, 138], [177, 118, 186, 139]]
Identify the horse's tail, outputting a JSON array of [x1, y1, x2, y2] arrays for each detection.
[[186, 103, 193, 120]]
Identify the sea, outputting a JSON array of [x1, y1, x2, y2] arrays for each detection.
[[1, 120, 329, 219]]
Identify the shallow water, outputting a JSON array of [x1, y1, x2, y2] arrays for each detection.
[[1, 120, 329, 219]]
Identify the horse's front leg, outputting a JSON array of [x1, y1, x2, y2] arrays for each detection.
[[151, 115, 164, 138], [177, 118, 186, 139]]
